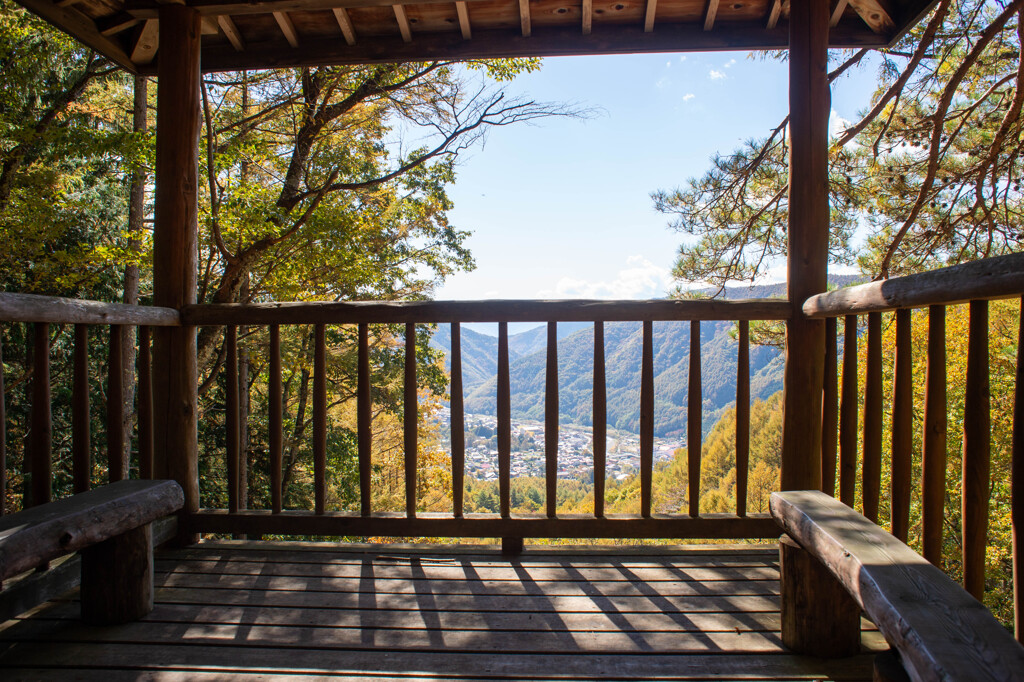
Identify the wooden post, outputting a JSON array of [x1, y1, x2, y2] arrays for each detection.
[[780, 0, 830, 492], [779, 534, 860, 657], [963, 300, 990, 600], [72, 324, 91, 493], [922, 305, 947, 566], [30, 323, 52, 508], [890, 309, 912, 541], [80, 524, 153, 625], [821, 317, 838, 496], [107, 325, 125, 482], [1012, 297, 1022, 642], [152, 3, 201, 542]]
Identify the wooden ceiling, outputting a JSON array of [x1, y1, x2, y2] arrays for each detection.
[[18, 0, 938, 73]]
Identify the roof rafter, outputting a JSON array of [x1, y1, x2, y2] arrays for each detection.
[[393, 4, 413, 42], [218, 14, 245, 50], [519, 0, 530, 38], [582, 0, 591, 35], [848, 0, 894, 33], [273, 10, 300, 47], [704, 0, 719, 31], [455, 1, 471, 40], [333, 7, 357, 44]]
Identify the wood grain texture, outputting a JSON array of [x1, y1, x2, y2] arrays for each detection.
[[0, 480, 183, 581], [821, 316, 838, 496], [106, 325, 125, 482], [736, 320, 750, 516], [862, 311, 882, 522], [72, 324, 91, 494], [226, 325, 240, 513], [357, 322, 371, 517], [186, 510, 781, 539], [404, 322, 417, 518], [498, 322, 511, 519], [1013, 297, 1023, 642], [640, 321, 654, 518], [781, 0, 829, 494], [313, 324, 327, 515], [333, 7, 358, 43], [779, 534, 860, 656], [30, 323, 51, 508], [182, 298, 792, 325], [450, 323, 465, 518], [269, 324, 283, 513], [803, 252, 1024, 317], [152, 4, 201, 541], [81, 524, 153, 624], [0, 292, 179, 326], [455, 1, 471, 39], [962, 300, 990, 600], [890, 308, 911, 541], [545, 321, 558, 519], [593, 322, 606, 518], [922, 305, 946, 566], [771, 490, 1024, 682], [688, 320, 701, 517], [839, 314, 858, 506], [137, 326, 153, 481]]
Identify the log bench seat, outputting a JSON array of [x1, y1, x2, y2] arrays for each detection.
[[770, 489, 1024, 681], [0, 479, 183, 625]]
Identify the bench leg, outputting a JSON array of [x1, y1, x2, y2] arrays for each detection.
[[80, 523, 153, 625], [780, 534, 861, 657]]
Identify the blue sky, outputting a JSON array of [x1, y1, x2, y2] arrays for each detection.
[[432, 50, 880, 301]]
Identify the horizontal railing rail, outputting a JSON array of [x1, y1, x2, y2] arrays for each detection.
[[800, 255, 1024, 642], [0, 292, 180, 326], [186, 299, 788, 541], [183, 298, 792, 325]]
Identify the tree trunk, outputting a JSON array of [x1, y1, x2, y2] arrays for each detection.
[[122, 75, 147, 476]]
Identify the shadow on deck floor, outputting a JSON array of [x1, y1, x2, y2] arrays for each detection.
[[0, 542, 885, 680]]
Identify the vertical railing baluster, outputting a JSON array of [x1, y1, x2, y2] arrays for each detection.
[[313, 323, 327, 515], [545, 321, 558, 518], [922, 305, 947, 566], [30, 322, 51, 507], [137, 327, 153, 480], [107, 325, 125, 482], [0, 330, 5, 515], [593, 321, 606, 518], [1011, 297, 1022, 642], [821, 317, 838, 496], [358, 322, 372, 517], [226, 325, 239, 513], [498, 321, 511, 519], [640, 321, 654, 518], [963, 300, 990, 600], [688, 320, 702, 517], [73, 324, 90, 492], [450, 323, 465, 518], [736, 320, 750, 516], [269, 324, 283, 513], [404, 322, 417, 518], [839, 314, 858, 506], [890, 308, 912, 541], [862, 311, 883, 522]]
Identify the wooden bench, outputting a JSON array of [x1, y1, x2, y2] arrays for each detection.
[[0, 479, 184, 625], [770, 490, 1024, 681]]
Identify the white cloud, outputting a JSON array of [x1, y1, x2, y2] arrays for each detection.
[[655, 76, 671, 89], [666, 60, 672, 67], [709, 69, 726, 80], [679, 55, 687, 62], [683, 93, 695, 102], [537, 256, 672, 299], [829, 108, 853, 139], [724, 58, 737, 68]]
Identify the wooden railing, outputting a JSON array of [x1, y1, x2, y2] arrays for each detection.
[[0, 293, 179, 510], [803, 251, 1024, 639], [182, 298, 790, 540]]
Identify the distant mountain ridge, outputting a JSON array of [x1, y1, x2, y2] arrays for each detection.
[[429, 275, 863, 438]]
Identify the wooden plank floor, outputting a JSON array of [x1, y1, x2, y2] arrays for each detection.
[[0, 542, 886, 680]]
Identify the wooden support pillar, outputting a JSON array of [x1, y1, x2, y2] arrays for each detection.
[[779, 534, 860, 657], [152, 3, 201, 543], [80, 524, 153, 625], [781, 0, 830, 491]]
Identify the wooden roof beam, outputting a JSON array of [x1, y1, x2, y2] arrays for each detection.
[[455, 1, 472, 40], [519, 0, 531, 37], [848, 0, 894, 33], [17, 0, 135, 71], [766, 0, 783, 28], [128, 0, 497, 18], [393, 4, 412, 42], [704, 0, 719, 31], [582, 0, 592, 35], [273, 11, 300, 47], [131, 18, 159, 63], [643, 0, 657, 33], [98, 12, 141, 36], [830, 0, 849, 26], [218, 14, 245, 51], [333, 7, 357, 45]]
